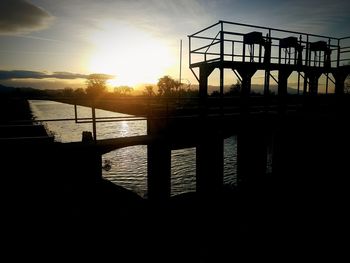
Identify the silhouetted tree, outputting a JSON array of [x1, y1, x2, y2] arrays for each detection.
[[74, 88, 86, 97], [157, 75, 180, 96], [225, 80, 241, 96], [85, 74, 109, 97], [114, 85, 133, 96], [143, 85, 155, 96], [62, 87, 74, 97], [211, 90, 220, 97]]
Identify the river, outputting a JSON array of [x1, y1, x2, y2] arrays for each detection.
[[29, 100, 237, 198]]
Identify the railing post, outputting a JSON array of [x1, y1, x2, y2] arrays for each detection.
[[305, 35, 309, 67], [74, 104, 78, 123], [92, 106, 97, 141], [196, 132, 224, 196], [220, 28, 224, 115], [188, 35, 191, 67], [337, 39, 340, 68], [147, 118, 171, 201], [237, 125, 269, 190]]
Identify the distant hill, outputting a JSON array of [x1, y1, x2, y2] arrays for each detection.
[[0, 84, 48, 96], [190, 83, 299, 95], [0, 84, 15, 93]]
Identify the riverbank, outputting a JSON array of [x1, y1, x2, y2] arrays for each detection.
[[0, 97, 33, 123], [0, 97, 52, 140]]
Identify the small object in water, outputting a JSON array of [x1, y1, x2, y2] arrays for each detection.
[[82, 131, 93, 142], [102, 159, 112, 171]]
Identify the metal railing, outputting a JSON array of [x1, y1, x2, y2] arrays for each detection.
[[188, 20, 350, 74]]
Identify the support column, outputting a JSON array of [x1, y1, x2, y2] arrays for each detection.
[[307, 70, 322, 95], [237, 126, 268, 190], [196, 134, 224, 196], [147, 142, 171, 201], [236, 67, 257, 113], [333, 70, 348, 95], [199, 65, 215, 116], [147, 118, 171, 201], [278, 69, 293, 113], [78, 131, 102, 182]]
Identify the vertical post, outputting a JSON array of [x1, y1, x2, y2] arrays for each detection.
[[304, 36, 309, 94], [74, 104, 78, 123], [220, 67, 224, 116], [92, 106, 97, 141], [237, 68, 256, 114], [337, 39, 340, 68], [278, 46, 281, 64], [297, 35, 303, 67], [147, 142, 171, 201], [232, 41, 234, 61], [264, 32, 271, 96], [199, 65, 213, 116], [220, 29, 224, 97], [259, 42, 262, 63], [147, 119, 171, 201], [264, 70, 270, 96], [196, 134, 224, 196], [237, 127, 268, 190], [179, 39, 182, 84], [309, 71, 321, 95], [334, 71, 346, 95], [243, 43, 246, 62], [305, 35, 309, 67], [188, 36, 191, 68], [220, 22, 224, 63], [278, 69, 292, 113], [303, 72, 308, 95]]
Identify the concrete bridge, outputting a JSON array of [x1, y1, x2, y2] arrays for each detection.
[[30, 21, 348, 201]]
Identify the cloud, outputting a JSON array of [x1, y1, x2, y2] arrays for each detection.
[[265, 0, 350, 35], [0, 70, 88, 80], [0, 0, 53, 34], [50, 72, 89, 80]]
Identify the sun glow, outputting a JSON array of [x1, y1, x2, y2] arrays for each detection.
[[88, 22, 175, 87]]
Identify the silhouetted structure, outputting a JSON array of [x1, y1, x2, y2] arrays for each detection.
[[1, 21, 350, 260], [189, 20, 350, 98]]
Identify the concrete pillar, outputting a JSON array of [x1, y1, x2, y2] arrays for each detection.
[[237, 127, 268, 190], [278, 69, 292, 113], [306, 70, 322, 95], [76, 132, 102, 182], [278, 70, 292, 97], [147, 118, 171, 201], [196, 134, 224, 196], [199, 65, 215, 116], [333, 70, 348, 95], [236, 67, 257, 113], [147, 141, 171, 201]]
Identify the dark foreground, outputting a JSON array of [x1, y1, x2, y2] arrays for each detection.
[[1, 98, 349, 261], [2, 138, 349, 262]]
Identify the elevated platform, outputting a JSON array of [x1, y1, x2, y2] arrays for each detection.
[[189, 20, 350, 71], [189, 20, 350, 96]]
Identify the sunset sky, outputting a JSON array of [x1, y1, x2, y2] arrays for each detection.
[[0, 0, 349, 91]]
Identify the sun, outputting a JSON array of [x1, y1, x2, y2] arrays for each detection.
[[88, 22, 176, 87]]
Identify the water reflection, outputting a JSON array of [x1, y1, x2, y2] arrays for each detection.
[[30, 100, 237, 197]]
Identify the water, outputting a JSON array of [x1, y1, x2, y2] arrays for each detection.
[[29, 100, 237, 198]]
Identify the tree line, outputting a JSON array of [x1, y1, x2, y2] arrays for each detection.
[[60, 74, 199, 98]]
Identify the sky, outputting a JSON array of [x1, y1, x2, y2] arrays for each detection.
[[0, 0, 349, 90]]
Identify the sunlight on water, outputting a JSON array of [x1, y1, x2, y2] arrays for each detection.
[[29, 100, 237, 198]]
